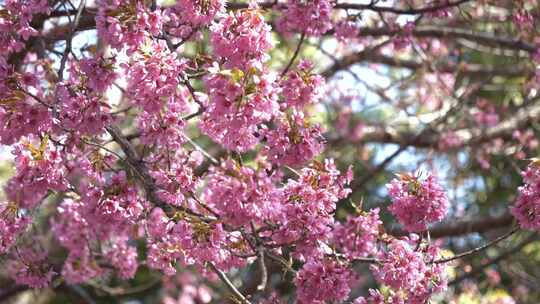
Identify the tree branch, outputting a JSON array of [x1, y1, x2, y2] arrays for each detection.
[[322, 52, 532, 79], [328, 101, 540, 151], [208, 262, 252, 304], [449, 233, 538, 285], [433, 226, 520, 264], [390, 212, 515, 238], [358, 26, 536, 53], [227, 0, 473, 15]]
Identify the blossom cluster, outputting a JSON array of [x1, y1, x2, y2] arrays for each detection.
[[276, 0, 334, 36], [280, 60, 326, 109], [262, 112, 324, 166], [512, 163, 540, 231], [295, 259, 355, 304], [368, 239, 447, 304], [332, 208, 382, 259], [387, 172, 449, 232], [200, 65, 279, 151], [0, 0, 49, 56], [7, 247, 55, 288], [164, 0, 225, 39], [0, 0, 481, 303], [96, 0, 162, 52]]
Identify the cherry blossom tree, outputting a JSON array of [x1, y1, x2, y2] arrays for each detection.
[[0, 0, 539, 303]]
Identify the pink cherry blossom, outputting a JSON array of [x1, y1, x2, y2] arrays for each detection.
[[7, 247, 55, 288], [512, 163, 540, 231], [387, 172, 448, 232], [262, 113, 325, 166], [210, 8, 273, 70], [332, 208, 382, 259], [295, 259, 355, 304], [276, 0, 334, 36]]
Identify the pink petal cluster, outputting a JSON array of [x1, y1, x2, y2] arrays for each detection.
[[387, 172, 448, 232], [162, 271, 213, 304], [512, 130, 539, 159], [438, 131, 463, 151], [164, 0, 225, 39], [0, 202, 30, 254], [55, 84, 111, 135], [262, 113, 324, 166], [393, 22, 415, 50], [295, 259, 355, 304], [79, 56, 118, 93], [62, 247, 103, 284], [7, 247, 55, 288], [280, 60, 325, 109], [276, 0, 334, 36], [513, 9, 534, 30], [473, 99, 500, 127], [104, 236, 139, 279], [146, 208, 244, 275], [0, 101, 51, 145], [334, 20, 360, 42], [125, 41, 189, 114], [273, 160, 352, 258], [512, 163, 540, 230], [51, 172, 145, 283], [96, 0, 162, 52], [370, 239, 447, 303], [332, 208, 382, 259], [210, 8, 273, 69], [200, 66, 279, 152], [0, 0, 50, 56], [0, 62, 52, 144], [203, 160, 275, 226], [150, 155, 198, 206], [5, 139, 67, 209]]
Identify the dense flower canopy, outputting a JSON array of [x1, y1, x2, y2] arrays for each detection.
[[1, 0, 540, 303]]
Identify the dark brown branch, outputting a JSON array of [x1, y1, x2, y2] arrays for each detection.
[[208, 262, 252, 304], [433, 226, 520, 264], [328, 100, 540, 151], [58, 0, 87, 81], [334, 0, 473, 14], [358, 26, 536, 53], [449, 233, 538, 286], [322, 52, 532, 79], [281, 32, 306, 77], [227, 0, 473, 15], [106, 125, 212, 221], [256, 248, 268, 291], [390, 212, 515, 238]]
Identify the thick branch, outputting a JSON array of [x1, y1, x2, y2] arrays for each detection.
[[227, 0, 473, 15], [322, 52, 532, 78], [390, 212, 515, 238], [358, 26, 536, 53], [106, 125, 211, 221], [328, 102, 540, 150]]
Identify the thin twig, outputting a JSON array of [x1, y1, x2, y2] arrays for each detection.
[[58, 0, 86, 81], [280, 32, 306, 77], [185, 136, 219, 165], [449, 233, 538, 285], [433, 226, 520, 264], [208, 262, 252, 304], [256, 248, 268, 291]]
